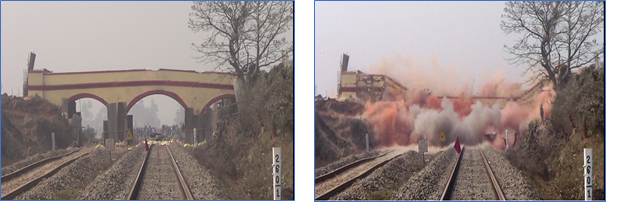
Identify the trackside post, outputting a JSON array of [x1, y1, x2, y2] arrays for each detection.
[[584, 148, 593, 201], [52, 132, 55, 151], [273, 147, 282, 200], [418, 139, 428, 164], [193, 128, 197, 149]]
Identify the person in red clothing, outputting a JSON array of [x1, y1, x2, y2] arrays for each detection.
[[144, 136, 149, 151]]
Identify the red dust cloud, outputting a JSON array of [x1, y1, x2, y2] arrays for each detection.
[[363, 57, 556, 150]]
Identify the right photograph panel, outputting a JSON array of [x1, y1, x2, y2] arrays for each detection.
[[315, 1, 605, 201]]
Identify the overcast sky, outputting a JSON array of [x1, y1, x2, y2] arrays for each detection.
[[1, 1, 292, 131], [315, 1, 604, 97]]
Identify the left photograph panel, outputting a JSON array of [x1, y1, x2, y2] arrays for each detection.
[[1, 1, 293, 200]]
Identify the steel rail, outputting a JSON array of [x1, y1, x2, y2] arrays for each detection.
[[440, 147, 506, 201], [127, 144, 153, 200], [315, 152, 402, 201], [127, 144, 193, 200], [165, 144, 194, 200], [440, 146, 464, 201], [1, 148, 81, 182], [315, 150, 393, 184], [479, 148, 506, 201], [1, 150, 91, 200]]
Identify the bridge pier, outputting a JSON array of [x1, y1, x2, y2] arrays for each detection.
[[203, 108, 214, 143], [107, 103, 118, 143], [70, 113, 82, 145], [127, 115, 133, 145], [116, 102, 127, 143], [197, 112, 205, 143], [105, 102, 127, 143], [184, 108, 194, 144], [193, 114, 199, 142], [103, 120, 109, 140], [61, 98, 68, 117]]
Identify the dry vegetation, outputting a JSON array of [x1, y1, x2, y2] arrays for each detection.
[[315, 98, 371, 168], [1, 94, 77, 166], [189, 63, 294, 200], [505, 67, 605, 200]]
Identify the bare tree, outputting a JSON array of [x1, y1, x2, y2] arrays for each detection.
[[501, 1, 604, 90], [188, 1, 293, 87]]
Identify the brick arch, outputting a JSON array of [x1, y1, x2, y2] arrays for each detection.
[[201, 94, 236, 113], [127, 90, 188, 112], [68, 93, 108, 106]]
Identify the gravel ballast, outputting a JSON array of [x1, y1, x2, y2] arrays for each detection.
[[168, 142, 228, 200], [481, 145, 541, 200], [333, 150, 425, 200], [1, 149, 70, 176], [449, 147, 497, 200], [393, 148, 458, 200], [15, 148, 110, 200], [78, 146, 146, 200], [136, 145, 186, 200]]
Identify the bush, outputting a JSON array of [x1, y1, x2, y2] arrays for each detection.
[[238, 63, 294, 137], [505, 67, 605, 199]]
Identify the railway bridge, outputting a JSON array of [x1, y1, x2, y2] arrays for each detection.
[[27, 68, 240, 143]]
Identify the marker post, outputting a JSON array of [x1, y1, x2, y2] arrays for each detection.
[[584, 148, 593, 201], [52, 132, 56, 151], [273, 147, 282, 200], [418, 139, 428, 164], [365, 133, 369, 152]]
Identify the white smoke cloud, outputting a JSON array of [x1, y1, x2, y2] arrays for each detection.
[[411, 98, 502, 147]]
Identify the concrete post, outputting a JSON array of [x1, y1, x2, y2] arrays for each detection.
[[52, 132, 55, 151], [505, 129, 509, 150], [193, 114, 199, 137]]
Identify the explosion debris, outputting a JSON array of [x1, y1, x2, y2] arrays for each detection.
[[340, 57, 556, 150]]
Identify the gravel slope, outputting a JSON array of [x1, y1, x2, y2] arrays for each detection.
[[168, 142, 228, 200], [78, 145, 146, 200], [333, 150, 425, 200], [15, 148, 109, 200], [481, 145, 541, 200], [393, 148, 458, 200]]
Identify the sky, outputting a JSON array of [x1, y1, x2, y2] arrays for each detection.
[[1, 1, 292, 134], [314, 1, 604, 97]]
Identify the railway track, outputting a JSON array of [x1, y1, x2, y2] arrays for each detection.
[[315, 150, 402, 200], [315, 150, 392, 184], [440, 146, 506, 201], [127, 143, 194, 200], [1, 148, 91, 200]]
